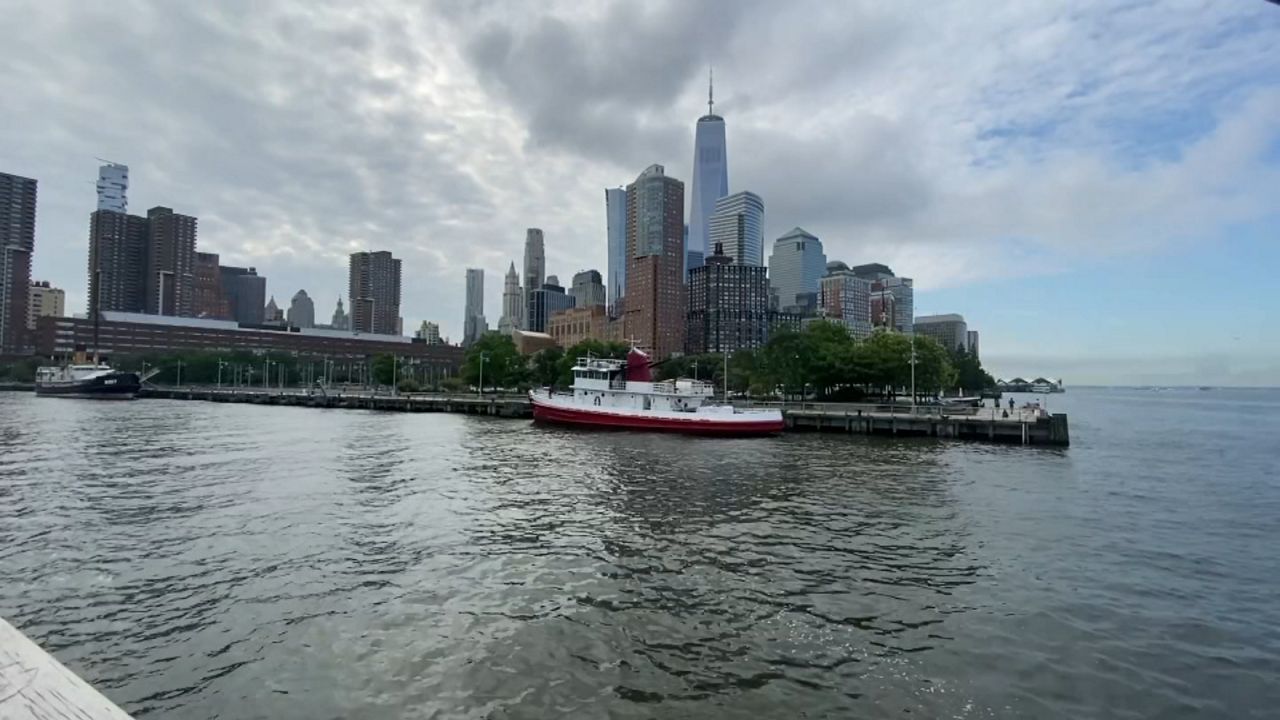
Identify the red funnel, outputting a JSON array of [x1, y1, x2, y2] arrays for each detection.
[[625, 348, 652, 382]]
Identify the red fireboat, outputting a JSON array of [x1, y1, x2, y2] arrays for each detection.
[[529, 349, 784, 435]]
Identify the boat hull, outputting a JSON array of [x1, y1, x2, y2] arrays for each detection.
[[35, 372, 141, 400], [531, 395, 784, 436]]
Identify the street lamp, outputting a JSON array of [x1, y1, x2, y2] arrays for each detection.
[[217, 359, 227, 389], [477, 352, 490, 396]]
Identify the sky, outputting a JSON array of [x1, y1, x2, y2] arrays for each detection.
[[2, 0, 1279, 385]]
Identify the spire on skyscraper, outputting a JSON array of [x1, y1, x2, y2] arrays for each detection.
[[708, 66, 714, 116]]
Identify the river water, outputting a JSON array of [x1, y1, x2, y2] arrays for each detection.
[[1, 388, 1277, 718]]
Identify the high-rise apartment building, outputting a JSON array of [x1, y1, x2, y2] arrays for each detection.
[[914, 314, 969, 352], [570, 269, 606, 308], [686, 243, 770, 355], [463, 267, 487, 346], [707, 191, 764, 266], [193, 252, 231, 319], [522, 228, 545, 330], [349, 250, 401, 335], [415, 320, 442, 344], [288, 289, 315, 328], [687, 72, 728, 273], [88, 209, 149, 317], [623, 164, 686, 359], [0, 172, 37, 354], [820, 262, 873, 339], [96, 163, 129, 213], [767, 227, 826, 312], [28, 281, 64, 330], [501, 261, 522, 334], [605, 187, 627, 313], [144, 206, 197, 316]]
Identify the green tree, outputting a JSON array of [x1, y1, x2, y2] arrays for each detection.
[[462, 332, 524, 391], [531, 346, 565, 387], [950, 346, 995, 393], [372, 354, 396, 386]]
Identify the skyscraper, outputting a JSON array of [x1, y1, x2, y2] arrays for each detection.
[[88, 208, 149, 317], [144, 206, 197, 316], [605, 187, 627, 313], [820, 262, 873, 339], [0, 172, 37, 354], [264, 296, 283, 324], [569, 269, 606, 308], [687, 70, 728, 273], [522, 228, 545, 329], [707, 191, 764, 266], [96, 162, 128, 213], [767, 227, 826, 312], [331, 297, 349, 330], [623, 164, 686, 359], [288, 289, 315, 328], [914, 314, 969, 352], [349, 250, 401, 335], [463, 267, 487, 346], [219, 266, 266, 325], [528, 281, 575, 334], [686, 242, 770, 355], [500, 261, 522, 334]]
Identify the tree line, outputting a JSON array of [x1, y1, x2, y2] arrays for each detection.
[[462, 320, 995, 400]]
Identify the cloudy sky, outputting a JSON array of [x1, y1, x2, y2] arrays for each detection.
[[4, 0, 1279, 384]]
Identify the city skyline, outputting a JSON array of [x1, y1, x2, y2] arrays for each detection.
[[3, 2, 1279, 384]]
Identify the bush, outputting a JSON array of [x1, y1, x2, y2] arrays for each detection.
[[397, 378, 421, 393]]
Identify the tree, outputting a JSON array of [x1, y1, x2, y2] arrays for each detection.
[[462, 332, 524, 391], [532, 346, 565, 387], [372, 354, 397, 386], [950, 346, 995, 393]]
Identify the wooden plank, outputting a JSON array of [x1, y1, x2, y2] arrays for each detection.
[[0, 617, 135, 720]]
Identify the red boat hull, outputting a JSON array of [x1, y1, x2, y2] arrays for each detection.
[[531, 399, 784, 436]]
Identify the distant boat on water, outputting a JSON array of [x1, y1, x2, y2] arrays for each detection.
[[35, 363, 141, 400]]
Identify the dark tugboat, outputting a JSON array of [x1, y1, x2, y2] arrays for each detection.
[[35, 362, 141, 399]]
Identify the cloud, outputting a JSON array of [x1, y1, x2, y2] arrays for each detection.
[[2, 0, 1278, 350]]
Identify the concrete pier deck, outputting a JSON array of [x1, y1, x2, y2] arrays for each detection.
[[0, 617, 134, 719], [136, 388, 1069, 446]]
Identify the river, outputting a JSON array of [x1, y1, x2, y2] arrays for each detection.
[[1, 387, 1278, 718]]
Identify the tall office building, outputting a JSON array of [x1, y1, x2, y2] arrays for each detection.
[[966, 330, 980, 360], [144, 206, 197, 316], [623, 164, 686, 359], [707, 191, 764, 266], [528, 281, 575, 334], [767, 227, 826, 312], [605, 187, 627, 313], [219, 266, 267, 325], [264, 296, 283, 324], [500, 261, 522, 334], [193, 252, 230, 319], [687, 71, 728, 273], [914, 314, 969, 352], [522, 228, 545, 329], [88, 209, 149, 317], [569, 269, 606, 308], [331, 297, 350, 330], [96, 163, 129, 213], [878, 276, 914, 333], [28, 281, 64, 330], [686, 242, 770, 355], [288, 289, 315, 328], [0, 172, 37, 354], [820, 262, 873, 339], [349, 250, 401, 335], [463, 267, 487, 346]]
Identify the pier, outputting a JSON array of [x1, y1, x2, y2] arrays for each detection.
[[0, 617, 135, 719], [135, 388, 1069, 446]]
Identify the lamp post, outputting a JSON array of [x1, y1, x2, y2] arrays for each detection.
[[217, 359, 227, 389], [478, 352, 489, 396]]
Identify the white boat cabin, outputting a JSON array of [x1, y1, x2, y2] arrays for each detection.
[[568, 357, 716, 413]]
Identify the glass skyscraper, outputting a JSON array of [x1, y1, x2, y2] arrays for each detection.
[[605, 188, 626, 314], [687, 73, 727, 274], [708, 191, 764, 266]]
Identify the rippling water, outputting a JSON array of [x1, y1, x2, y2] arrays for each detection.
[[2, 388, 1278, 718]]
